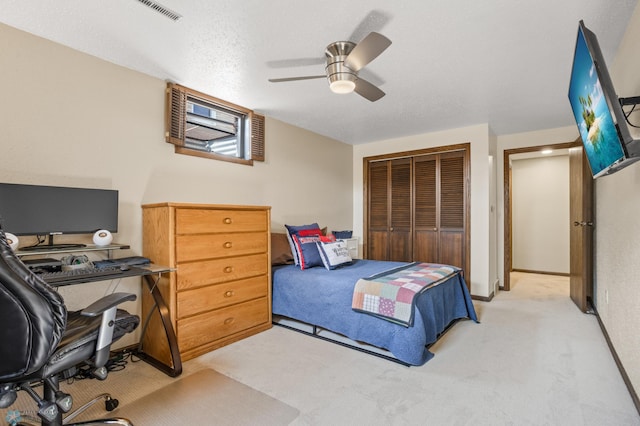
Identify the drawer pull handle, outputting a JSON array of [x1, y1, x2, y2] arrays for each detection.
[[224, 290, 234, 298], [224, 266, 233, 273], [224, 317, 234, 325], [224, 241, 232, 248], [223, 217, 232, 224]]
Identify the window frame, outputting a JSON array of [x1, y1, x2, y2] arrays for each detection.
[[165, 83, 264, 165]]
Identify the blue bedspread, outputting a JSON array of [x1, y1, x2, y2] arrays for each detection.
[[272, 259, 477, 365]]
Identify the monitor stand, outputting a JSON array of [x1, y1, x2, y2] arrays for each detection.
[[620, 96, 640, 156], [19, 235, 87, 252]]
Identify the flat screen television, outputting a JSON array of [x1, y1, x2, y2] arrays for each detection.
[[0, 183, 118, 249], [568, 20, 640, 178]]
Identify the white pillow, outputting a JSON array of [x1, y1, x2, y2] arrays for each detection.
[[316, 240, 352, 270]]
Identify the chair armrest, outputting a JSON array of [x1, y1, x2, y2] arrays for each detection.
[[80, 292, 137, 317]]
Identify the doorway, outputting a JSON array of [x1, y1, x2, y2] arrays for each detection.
[[503, 141, 581, 291]]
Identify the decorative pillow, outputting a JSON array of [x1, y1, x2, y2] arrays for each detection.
[[332, 230, 353, 239], [285, 223, 320, 265], [271, 233, 294, 266], [290, 231, 335, 270], [316, 240, 353, 270], [292, 233, 325, 270]]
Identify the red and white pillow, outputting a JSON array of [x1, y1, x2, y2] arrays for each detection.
[[285, 223, 336, 270], [285, 223, 320, 265]]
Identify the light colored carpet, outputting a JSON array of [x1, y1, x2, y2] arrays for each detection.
[[2, 273, 638, 425], [113, 368, 299, 425], [198, 273, 639, 425]]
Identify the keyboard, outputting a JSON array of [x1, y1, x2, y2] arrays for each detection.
[[38, 266, 124, 284], [93, 256, 151, 269]]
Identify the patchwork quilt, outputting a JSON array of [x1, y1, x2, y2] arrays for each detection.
[[352, 262, 461, 326]]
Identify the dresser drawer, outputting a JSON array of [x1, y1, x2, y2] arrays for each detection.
[[177, 297, 269, 352], [176, 232, 267, 262], [177, 253, 268, 290], [177, 275, 267, 318], [176, 208, 267, 234]]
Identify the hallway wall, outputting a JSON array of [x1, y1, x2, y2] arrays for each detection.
[[511, 155, 570, 274]]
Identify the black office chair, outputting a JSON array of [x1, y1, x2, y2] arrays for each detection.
[[0, 229, 140, 426]]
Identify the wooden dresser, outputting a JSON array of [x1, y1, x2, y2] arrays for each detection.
[[141, 203, 271, 365]]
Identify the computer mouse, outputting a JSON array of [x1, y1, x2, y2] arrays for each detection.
[[120, 264, 130, 271]]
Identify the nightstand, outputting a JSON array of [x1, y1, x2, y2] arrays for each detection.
[[343, 237, 359, 259]]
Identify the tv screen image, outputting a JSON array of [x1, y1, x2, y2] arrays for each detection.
[[568, 23, 626, 177]]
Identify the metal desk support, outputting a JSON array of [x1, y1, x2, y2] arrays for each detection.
[[135, 266, 182, 377]]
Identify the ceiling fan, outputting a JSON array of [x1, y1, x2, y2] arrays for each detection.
[[268, 32, 392, 102]]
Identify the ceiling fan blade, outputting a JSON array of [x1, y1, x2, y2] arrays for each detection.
[[344, 32, 391, 72], [268, 75, 326, 83], [354, 78, 385, 102], [266, 57, 325, 69]]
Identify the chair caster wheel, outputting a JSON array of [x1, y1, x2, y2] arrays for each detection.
[[105, 397, 119, 411]]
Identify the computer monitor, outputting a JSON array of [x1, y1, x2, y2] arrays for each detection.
[[0, 183, 118, 248]]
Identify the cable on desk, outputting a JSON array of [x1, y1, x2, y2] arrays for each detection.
[[104, 278, 123, 297]]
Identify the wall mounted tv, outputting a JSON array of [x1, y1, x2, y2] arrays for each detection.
[[0, 183, 118, 249], [568, 20, 640, 178]]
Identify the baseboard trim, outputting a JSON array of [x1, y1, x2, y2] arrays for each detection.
[[511, 268, 570, 277], [591, 300, 640, 416], [471, 292, 494, 302]]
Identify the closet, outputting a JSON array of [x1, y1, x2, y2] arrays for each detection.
[[365, 144, 470, 282]]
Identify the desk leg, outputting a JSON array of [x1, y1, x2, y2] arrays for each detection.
[[136, 273, 182, 377]]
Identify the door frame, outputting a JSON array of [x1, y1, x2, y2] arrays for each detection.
[[503, 140, 581, 291]]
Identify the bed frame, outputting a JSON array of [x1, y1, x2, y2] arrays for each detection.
[[272, 314, 462, 367]]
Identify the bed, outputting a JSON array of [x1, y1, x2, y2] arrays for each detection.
[[272, 258, 478, 366]]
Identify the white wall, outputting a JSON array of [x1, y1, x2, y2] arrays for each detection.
[[0, 23, 353, 346], [595, 2, 640, 398], [511, 155, 570, 274], [352, 124, 496, 298]]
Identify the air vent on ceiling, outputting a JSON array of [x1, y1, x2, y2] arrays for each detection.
[[135, 0, 182, 21]]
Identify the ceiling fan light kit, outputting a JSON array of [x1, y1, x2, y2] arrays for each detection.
[[268, 31, 391, 102], [326, 41, 357, 94], [330, 79, 356, 94]]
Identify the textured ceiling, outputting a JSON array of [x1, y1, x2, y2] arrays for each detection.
[[0, 0, 637, 144]]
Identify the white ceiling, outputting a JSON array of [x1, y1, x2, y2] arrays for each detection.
[[1, 0, 637, 144]]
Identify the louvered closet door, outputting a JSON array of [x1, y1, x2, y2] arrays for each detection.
[[438, 151, 465, 270], [366, 159, 412, 261], [414, 155, 438, 262], [389, 158, 412, 261], [368, 161, 390, 260], [414, 151, 465, 272]]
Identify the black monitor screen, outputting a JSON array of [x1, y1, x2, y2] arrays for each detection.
[[0, 183, 118, 236]]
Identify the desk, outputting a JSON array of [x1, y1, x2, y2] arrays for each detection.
[[30, 262, 183, 378]]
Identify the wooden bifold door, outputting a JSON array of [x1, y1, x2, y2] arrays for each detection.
[[364, 144, 470, 283]]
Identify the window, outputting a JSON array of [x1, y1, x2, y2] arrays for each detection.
[[166, 83, 265, 165]]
